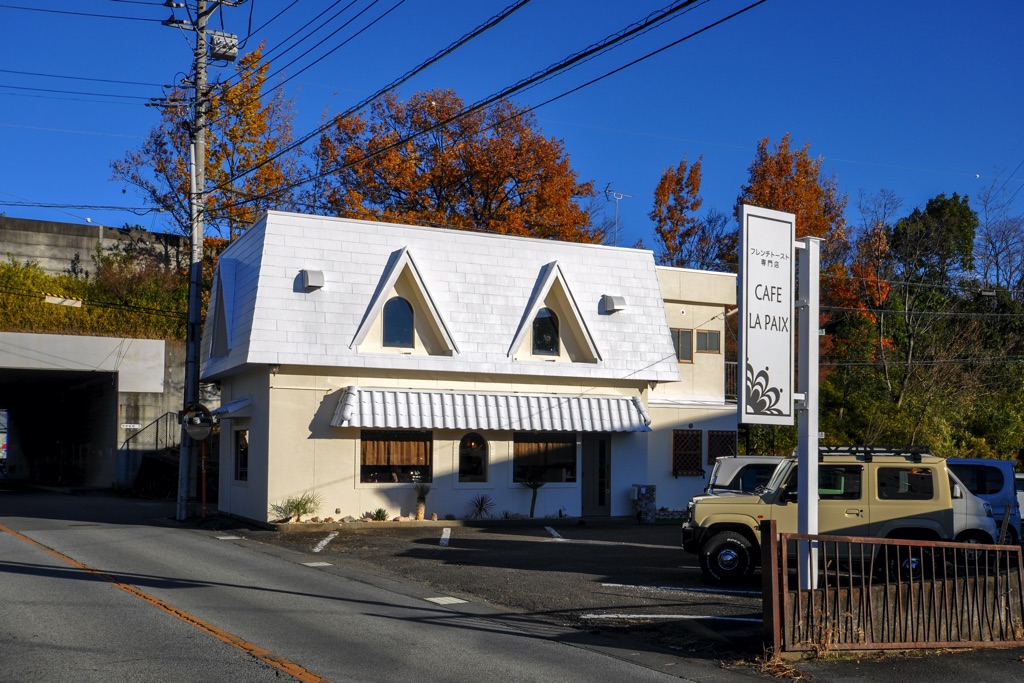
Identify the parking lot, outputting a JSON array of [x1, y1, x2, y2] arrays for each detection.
[[238, 519, 767, 663], [224, 516, 1024, 682]]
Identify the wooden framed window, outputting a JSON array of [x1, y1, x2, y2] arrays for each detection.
[[672, 429, 703, 477], [707, 430, 738, 465], [513, 432, 576, 483], [361, 430, 432, 483], [696, 329, 720, 353], [671, 329, 693, 362]]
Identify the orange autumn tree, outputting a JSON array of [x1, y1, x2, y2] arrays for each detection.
[[651, 156, 703, 266], [305, 88, 601, 242], [112, 44, 303, 240], [735, 134, 856, 357], [649, 155, 736, 270]]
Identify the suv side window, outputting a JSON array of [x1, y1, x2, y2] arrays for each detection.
[[878, 466, 934, 500], [780, 464, 863, 500], [732, 464, 778, 492], [819, 465, 862, 500]]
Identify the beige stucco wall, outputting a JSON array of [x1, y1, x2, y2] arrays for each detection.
[[653, 267, 737, 403], [646, 267, 739, 510], [218, 366, 652, 523], [644, 403, 739, 510]]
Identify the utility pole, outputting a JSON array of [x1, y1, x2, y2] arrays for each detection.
[[165, 1, 237, 521]]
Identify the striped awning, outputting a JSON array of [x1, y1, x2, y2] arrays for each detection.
[[331, 387, 651, 432]]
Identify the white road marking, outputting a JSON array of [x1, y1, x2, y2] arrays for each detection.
[[215, 536, 241, 540], [312, 531, 339, 553], [581, 613, 762, 623], [302, 561, 333, 567], [440, 527, 451, 546], [544, 526, 566, 541], [425, 596, 467, 605], [601, 582, 762, 597]]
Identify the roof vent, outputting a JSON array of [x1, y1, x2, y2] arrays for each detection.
[[600, 294, 626, 314], [301, 269, 324, 290]]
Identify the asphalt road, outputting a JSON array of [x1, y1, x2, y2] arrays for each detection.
[[0, 486, 753, 682], [7, 485, 1024, 682]]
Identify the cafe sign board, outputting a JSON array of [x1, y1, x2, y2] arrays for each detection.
[[739, 205, 795, 425]]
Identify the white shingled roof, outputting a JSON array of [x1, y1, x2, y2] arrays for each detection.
[[201, 211, 679, 383]]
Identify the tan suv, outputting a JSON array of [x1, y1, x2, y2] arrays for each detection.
[[682, 449, 991, 583]]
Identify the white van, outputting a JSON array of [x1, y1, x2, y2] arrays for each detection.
[[947, 469, 998, 544], [947, 458, 1021, 544], [705, 455, 784, 494]]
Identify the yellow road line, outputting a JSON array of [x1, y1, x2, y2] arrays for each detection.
[[0, 522, 332, 683]]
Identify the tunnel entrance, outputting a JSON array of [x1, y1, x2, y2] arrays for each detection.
[[0, 369, 118, 487]]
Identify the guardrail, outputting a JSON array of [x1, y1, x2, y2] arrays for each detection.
[[725, 361, 737, 403], [761, 520, 1024, 653]]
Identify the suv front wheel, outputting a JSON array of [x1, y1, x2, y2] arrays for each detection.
[[700, 531, 756, 583]]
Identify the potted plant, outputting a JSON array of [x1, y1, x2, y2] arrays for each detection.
[[414, 483, 431, 521]]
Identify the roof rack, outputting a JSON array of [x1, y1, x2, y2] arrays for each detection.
[[817, 445, 930, 463]]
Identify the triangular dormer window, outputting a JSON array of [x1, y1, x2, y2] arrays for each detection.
[[209, 259, 235, 359], [510, 262, 600, 363], [352, 248, 457, 356]]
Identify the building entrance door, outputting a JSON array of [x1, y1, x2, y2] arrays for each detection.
[[581, 433, 611, 517]]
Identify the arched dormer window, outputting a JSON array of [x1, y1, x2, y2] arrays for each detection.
[[532, 307, 559, 356], [458, 432, 488, 483], [382, 297, 414, 348]]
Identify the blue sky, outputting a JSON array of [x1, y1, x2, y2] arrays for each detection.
[[1, 0, 1021, 253]]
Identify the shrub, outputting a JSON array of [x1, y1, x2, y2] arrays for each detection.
[[269, 490, 323, 522], [469, 494, 494, 519], [371, 508, 389, 521]]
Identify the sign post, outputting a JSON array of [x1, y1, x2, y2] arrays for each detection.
[[739, 205, 821, 589], [796, 237, 822, 589], [739, 205, 795, 425]]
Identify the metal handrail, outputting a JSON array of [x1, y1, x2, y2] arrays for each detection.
[[119, 412, 180, 454]]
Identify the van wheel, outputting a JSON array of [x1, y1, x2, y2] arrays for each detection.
[[955, 530, 989, 565], [700, 531, 755, 583]]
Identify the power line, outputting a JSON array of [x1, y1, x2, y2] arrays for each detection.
[[0, 201, 158, 214], [0, 91, 149, 106], [0, 83, 153, 101], [822, 305, 1024, 320], [0, 4, 162, 21], [0, 68, 162, 88], [205, 0, 533, 197], [204, 0, 397, 129], [0, 285, 186, 320], [215, 0, 713, 205]]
